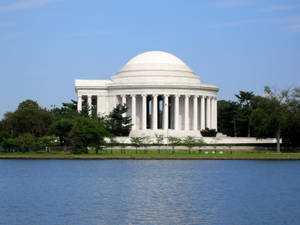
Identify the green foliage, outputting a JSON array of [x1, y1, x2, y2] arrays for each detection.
[[155, 134, 164, 151], [200, 128, 217, 137], [104, 104, 132, 136], [168, 136, 181, 152], [50, 118, 74, 146], [0, 131, 17, 152], [217, 99, 249, 137], [235, 91, 254, 137], [36, 136, 57, 151], [183, 136, 197, 153], [130, 136, 145, 152], [1, 100, 54, 138], [250, 86, 293, 152], [196, 138, 206, 151], [51, 99, 79, 118], [68, 116, 109, 154], [282, 97, 300, 146], [16, 133, 36, 152]]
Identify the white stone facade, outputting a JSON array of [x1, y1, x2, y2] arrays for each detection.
[[75, 51, 219, 137]]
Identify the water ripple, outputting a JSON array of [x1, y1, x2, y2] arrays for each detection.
[[0, 160, 300, 225]]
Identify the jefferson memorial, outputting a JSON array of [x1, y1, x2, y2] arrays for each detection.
[[75, 51, 218, 137]]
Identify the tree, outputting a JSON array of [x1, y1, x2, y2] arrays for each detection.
[[130, 137, 145, 153], [105, 104, 132, 136], [0, 131, 17, 152], [217, 100, 241, 137], [183, 136, 196, 153], [1, 100, 54, 138], [68, 117, 109, 154], [168, 136, 181, 153], [250, 86, 289, 152], [16, 133, 36, 152], [51, 99, 79, 118], [196, 138, 206, 153], [282, 88, 300, 146], [155, 134, 164, 152], [235, 91, 254, 137], [36, 136, 57, 152], [50, 118, 74, 149]]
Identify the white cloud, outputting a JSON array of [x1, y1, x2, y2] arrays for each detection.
[[211, 0, 251, 8], [262, 4, 300, 12], [0, 0, 62, 13]]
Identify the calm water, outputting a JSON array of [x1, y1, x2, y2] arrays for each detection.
[[0, 160, 300, 225]]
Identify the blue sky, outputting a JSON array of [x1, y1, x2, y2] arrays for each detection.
[[0, 0, 299, 118]]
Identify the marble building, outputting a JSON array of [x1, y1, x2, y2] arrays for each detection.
[[75, 51, 219, 137]]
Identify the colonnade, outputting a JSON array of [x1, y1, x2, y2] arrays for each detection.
[[77, 94, 217, 131]]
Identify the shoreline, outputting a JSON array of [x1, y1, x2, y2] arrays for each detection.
[[1, 156, 300, 160]]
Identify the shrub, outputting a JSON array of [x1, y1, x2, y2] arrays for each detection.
[[200, 128, 217, 137]]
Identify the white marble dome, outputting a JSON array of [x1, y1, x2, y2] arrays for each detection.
[[111, 51, 200, 84]]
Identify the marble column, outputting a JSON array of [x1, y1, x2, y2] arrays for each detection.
[[131, 95, 136, 130], [121, 95, 126, 105], [193, 95, 198, 130], [163, 95, 169, 130], [121, 95, 126, 117], [96, 95, 101, 116], [87, 95, 92, 116], [215, 97, 218, 130], [152, 94, 158, 130], [142, 95, 147, 130], [184, 95, 189, 130], [206, 96, 211, 128], [174, 95, 179, 130], [212, 97, 216, 129], [77, 95, 82, 112], [201, 96, 205, 130]]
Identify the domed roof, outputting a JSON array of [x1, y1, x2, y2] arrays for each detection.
[[111, 51, 200, 84], [118, 51, 193, 74]]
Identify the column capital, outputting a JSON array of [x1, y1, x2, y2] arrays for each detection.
[[193, 95, 198, 99], [185, 94, 190, 98], [141, 94, 147, 97], [130, 94, 136, 97], [164, 94, 170, 98], [152, 94, 158, 97]]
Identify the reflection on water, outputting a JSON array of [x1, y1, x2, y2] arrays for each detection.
[[0, 160, 300, 225]]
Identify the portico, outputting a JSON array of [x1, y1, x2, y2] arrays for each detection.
[[75, 51, 219, 137]]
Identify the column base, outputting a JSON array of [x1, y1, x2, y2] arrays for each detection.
[[129, 129, 202, 138]]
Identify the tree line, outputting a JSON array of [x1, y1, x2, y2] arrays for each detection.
[[218, 86, 300, 151], [0, 100, 132, 153]]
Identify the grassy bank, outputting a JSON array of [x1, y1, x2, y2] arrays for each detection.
[[1, 149, 300, 160]]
